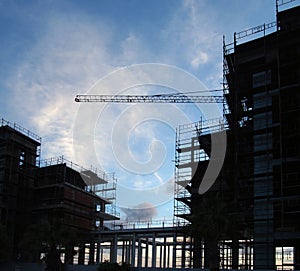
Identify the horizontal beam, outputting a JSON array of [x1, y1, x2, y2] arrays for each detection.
[[75, 94, 224, 103]]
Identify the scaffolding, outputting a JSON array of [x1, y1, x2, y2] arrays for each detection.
[[222, 2, 300, 269], [172, 2, 300, 270], [173, 117, 228, 226], [1, 1, 300, 269], [40, 156, 118, 218]]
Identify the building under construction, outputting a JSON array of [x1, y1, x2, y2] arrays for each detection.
[[175, 1, 300, 270], [0, 119, 118, 263], [1, 1, 300, 270]]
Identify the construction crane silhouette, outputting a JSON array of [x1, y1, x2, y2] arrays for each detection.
[[74, 92, 224, 104]]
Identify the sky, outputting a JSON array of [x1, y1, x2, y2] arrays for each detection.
[[0, 0, 297, 222]]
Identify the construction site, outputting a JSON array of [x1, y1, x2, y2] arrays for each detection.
[[1, 0, 300, 270], [174, 1, 300, 269]]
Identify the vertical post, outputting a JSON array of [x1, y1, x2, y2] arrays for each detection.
[[131, 233, 136, 267], [163, 236, 167, 268], [96, 236, 101, 263], [244, 241, 248, 270], [65, 244, 73, 264], [89, 241, 95, 264], [78, 243, 85, 265], [159, 245, 163, 267], [172, 233, 177, 268], [294, 244, 300, 270], [232, 238, 239, 269], [111, 235, 118, 263], [137, 238, 142, 268], [152, 233, 156, 268], [121, 240, 125, 263], [181, 235, 186, 268], [145, 237, 149, 268], [167, 242, 171, 268], [126, 240, 130, 264]]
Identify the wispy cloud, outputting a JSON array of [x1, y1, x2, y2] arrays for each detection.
[[161, 1, 219, 67], [3, 0, 223, 217], [6, 12, 118, 160]]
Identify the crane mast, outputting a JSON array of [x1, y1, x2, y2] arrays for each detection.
[[74, 94, 224, 103]]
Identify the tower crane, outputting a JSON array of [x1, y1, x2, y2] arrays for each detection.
[[74, 93, 224, 104]]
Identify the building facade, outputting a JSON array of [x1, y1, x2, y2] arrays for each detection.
[[225, 4, 300, 269], [0, 120, 41, 259], [175, 3, 300, 270], [0, 119, 118, 263]]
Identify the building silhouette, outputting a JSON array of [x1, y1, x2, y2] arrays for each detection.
[[0, 119, 118, 263], [175, 2, 300, 270], [1, 1, 300, 270]]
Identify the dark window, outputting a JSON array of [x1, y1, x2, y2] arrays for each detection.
[[252, 70, 271, 88]]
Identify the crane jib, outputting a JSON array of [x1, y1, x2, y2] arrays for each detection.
[[74, 95, 224, 103]]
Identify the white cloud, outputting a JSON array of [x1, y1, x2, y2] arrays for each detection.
[[6, 13, 116, 161], [4, 1, 223, 218], [191, 51, 209, 68], [120, 33, 145, 63], [160, 0, 221, 80]]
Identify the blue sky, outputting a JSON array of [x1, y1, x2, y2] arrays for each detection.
[[0, 0, 296, 221]]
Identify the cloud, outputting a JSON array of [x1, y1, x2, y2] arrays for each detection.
[[159, 0, 221, 83], [4, 1, 221, 219], [122, 202, 158, 221], [6, 12, 116, 161], [120, 33, 145, 63], [191, 51, 209, 68]]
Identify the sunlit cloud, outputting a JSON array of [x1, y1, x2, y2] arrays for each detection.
[[2, 0, 277, 219]]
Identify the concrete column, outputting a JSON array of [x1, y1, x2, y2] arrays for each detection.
[[172, 233, 177, 268], [232, 238, 239, 269], [131, 234, 136, 267], [145, 237, 149, 267], [167, 243, 170, 268], [126, 240, 130, 264], [121, 240, 125, 263], [137, 238, 142, 268], [160, 244, 163, 267], [204, 240, 209, 269], [181, 236, 186, 268], [78, 243, 85, 265], [64, 244, 73, 264], [152, 233, 156, 268], [244, 241, 249, 270], [111, 235, 118, 263], [193, 236, 203, 268], [294, 243, 300, 270], [89, 241, 95, 264], [163, 236, 167, 268], [189, 237, 193, 268], [96, 236, 101, 263]]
